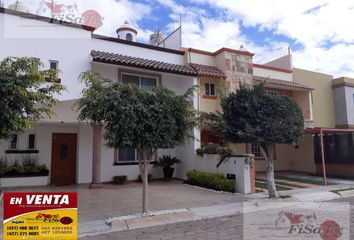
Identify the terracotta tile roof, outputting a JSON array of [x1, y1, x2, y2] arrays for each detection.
[[253, 76, 313, 90], [190, 63, 226, 79], [91, 50, 197, 76]]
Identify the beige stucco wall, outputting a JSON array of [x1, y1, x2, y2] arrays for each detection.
[[253, 67, 292, 81], [254, 135, 316, 173], [188, 51, 215, 66], [292, 91, 312, 120], [293, 68, 335, 128], [199, 77, 223, 113]]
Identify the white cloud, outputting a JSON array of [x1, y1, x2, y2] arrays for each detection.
[[186, 0, 354, 77], [5, 0, 354, 77]]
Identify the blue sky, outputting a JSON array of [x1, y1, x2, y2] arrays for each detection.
[[4, 0, 354, 77]]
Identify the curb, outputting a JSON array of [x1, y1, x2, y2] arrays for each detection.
[[78, 209, 201, 238], [335, 189, 354, 198]]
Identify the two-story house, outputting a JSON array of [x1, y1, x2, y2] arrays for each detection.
[[0, 7, 200, 186]]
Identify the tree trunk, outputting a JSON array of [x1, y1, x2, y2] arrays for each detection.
[[141, 146, 149, 214], [261, 142, 278, 199]]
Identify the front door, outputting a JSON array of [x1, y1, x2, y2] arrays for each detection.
[[51, 133, 77, 185]]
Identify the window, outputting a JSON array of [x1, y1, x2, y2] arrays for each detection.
[[266, 90, 279, 96], [126, 33, 133, 41], [251, 143, 277, 159], [121, 73, 157, 89], [352, 94, 354, 104], [251, 143, 262, 157], [205, 83, 216, 96], [28, 134, 36, 150], [9, 134, 18, 150], [116, 148, 154, 163], [49, 60, 58, 70]]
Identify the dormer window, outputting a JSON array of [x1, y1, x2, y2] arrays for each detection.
[[49, 60, 58, 70]]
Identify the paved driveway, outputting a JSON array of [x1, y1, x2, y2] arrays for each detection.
[[0, 180, 242, 223]]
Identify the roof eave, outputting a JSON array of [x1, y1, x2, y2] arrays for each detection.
[[92, 58, 197, 77]]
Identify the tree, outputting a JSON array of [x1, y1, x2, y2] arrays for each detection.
[[77, 72, 195, 213], [203, 83, 304, 198], [0, 57, 65, 139], [104, 84, 195, 213], [76, 71, 113, 187]]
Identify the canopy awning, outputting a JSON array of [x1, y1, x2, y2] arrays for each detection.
[[305, 127, 354, 186]]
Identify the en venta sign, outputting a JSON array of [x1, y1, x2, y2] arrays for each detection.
[[3, 192, 77, 240]]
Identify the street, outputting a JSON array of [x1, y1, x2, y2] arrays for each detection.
[[80, 214, 243, 240], [80, 196, 354, 240]]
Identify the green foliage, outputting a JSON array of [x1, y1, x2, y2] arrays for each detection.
[[217, 148, 233, 158], [154, 155, 181, 168], [112, 175, 128, 185], [218, 83, 304, 144], [203, 143, 219, 154], [200, 83, 304, 146], [186, 170, 235, 192], [0, 57, 65, 139], [103, 83, 196, 151], [0, 155, 49, 177], [195, 144, 233, 158], [76, 71, 112, 125], [196, 148, 205, 156]]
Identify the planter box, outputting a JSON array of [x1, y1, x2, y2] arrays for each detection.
[[0, 176, 49, 188]]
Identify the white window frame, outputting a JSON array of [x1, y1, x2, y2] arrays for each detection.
[[49, 60, 59, 70], [205, 82, 216, 96], [266, 90, 279, 96], [114, 148, 156, 163], [251, 143, 262, 158], [120, 72, 159, 89], [28, 134, 36, 150]]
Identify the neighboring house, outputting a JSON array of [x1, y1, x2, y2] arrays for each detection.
[[184, 47, 314, 175], [294, 69, 354, 177]]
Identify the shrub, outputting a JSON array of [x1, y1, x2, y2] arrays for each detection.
[[154, 155, 181, 168], [217, 148, 233, 158], [112, 175, 128, 185], [196, 145, 233, 159], [203, 143, 219, 154], [138, 174, 153, 182], [0, 155, 49, 177], [196, 148, 205, 156], [186, 170, 235, 192]]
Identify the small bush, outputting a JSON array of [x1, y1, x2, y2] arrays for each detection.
[[217, 148, 233, 158], [112, 175, 128, 185], [196, 148, 205, 156], [138, 174, 153, 182], [203, 143, 219, 154], [186, 170, 235, 192], [154, 155, 180, 168], [0, 155, 49, 177], [196, 144, 233, 158]]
